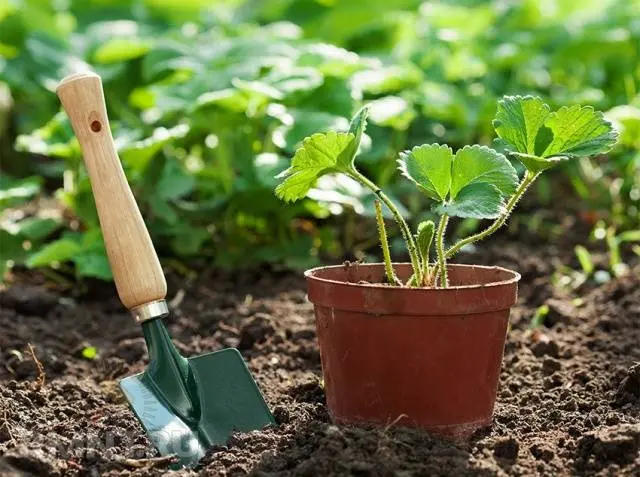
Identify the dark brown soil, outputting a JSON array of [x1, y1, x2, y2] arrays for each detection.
[[0, 241, 638, 476]]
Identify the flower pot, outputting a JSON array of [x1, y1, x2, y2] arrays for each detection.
[[305, 262, 520, 439]]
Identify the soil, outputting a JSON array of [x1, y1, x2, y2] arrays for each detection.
[[0, 240, 638, 476]]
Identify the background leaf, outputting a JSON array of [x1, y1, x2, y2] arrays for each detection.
[[74, 253, 112, 280], [0, 0, 636, 280], [26, 238, 81, 268], [0, 176, 41, 207]]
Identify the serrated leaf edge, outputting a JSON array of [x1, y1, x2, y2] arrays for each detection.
[[275, 131, 355, 203], [451, 144, 517, 199], [397, 143, 453, 201], [542, 104, 619, 158]]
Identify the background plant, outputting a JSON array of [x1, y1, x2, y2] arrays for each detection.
[[0, 0, 638, 283]]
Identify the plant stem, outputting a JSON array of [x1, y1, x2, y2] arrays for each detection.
[[375, 200, 401, 285], [349, 168, 422, 285], [420, 257, 430, 287], [445, 171, 539, 259], [436, 214, 449, 288]]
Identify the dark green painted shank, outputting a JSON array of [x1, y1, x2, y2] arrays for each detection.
[[120, 319, 275, 467]]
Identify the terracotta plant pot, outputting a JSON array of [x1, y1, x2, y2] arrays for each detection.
[[305, 262, 520, 439]]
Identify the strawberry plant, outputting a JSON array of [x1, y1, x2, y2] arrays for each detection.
[[0, 0, 636, 282], [276, 96, 618, 287]]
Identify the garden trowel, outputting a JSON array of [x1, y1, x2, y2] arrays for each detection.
[[56, 72, 275, 467]]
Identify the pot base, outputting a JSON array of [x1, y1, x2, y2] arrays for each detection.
[[332, 415, 491, 441]]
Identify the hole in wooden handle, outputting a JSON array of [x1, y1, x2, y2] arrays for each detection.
[[90, 120, 102, 132]]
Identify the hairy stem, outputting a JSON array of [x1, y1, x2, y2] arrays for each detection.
[[445, 171, 539, 259], [436, 214, 449, 288], [349, 169, 422, 285], [375, 200, 401, 285]]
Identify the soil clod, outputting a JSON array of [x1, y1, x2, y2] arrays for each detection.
[[113, 338, 147, 364], [530, 441, 555, 462], [238, 313, 276, 350], [613, 362, 640, 407], [544, 298, 576, 327], [493, 436, 519, 460], [0, 286, 58, 316], [577, 424, 640, 467]]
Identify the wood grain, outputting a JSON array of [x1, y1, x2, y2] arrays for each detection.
[[56, 72, 166, 310]]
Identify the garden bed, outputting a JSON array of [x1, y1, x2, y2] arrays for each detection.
[[0, 241, 638, 476]]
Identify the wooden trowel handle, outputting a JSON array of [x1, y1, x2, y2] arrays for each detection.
[[57, 72, 167, 311]]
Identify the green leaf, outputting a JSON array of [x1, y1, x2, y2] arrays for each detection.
[[530, 304, 550, 329], [0, 176, 41, 207], [271, 109, 348, 153], [398, 144, 453, 201], [12, 218, 61, 241], [509, 152, 566, 174], [93, 38, 151, 64], [15, 112, 78, 158], [157, 159, 195, 200], [80, 228, 106, 250], [416, 220, 434, 261], [275, 131, 354, 202], [74, 253, 112, 280], [350, 64, 422, 95], [298, 43, 368, 79], [194, 88, 251, 113], [403, 144, 518, 219], [574, 245, 594, 275], [0, 229, 27, 279], [253, 235, 319, 271], [348, 105, 369, 149], [493, 96, 550, 155], [367, 96, 415, 130], [437, 183, 506, 219], [26, 239, 81, 268], [606, 105, 640, 148], [169, 227, 210, 257], [444, 50, 487, 81], [149, 195, 179, 224], [232, 78, 284, 101], [542, 105, 619, 158], [63, 230, 113, 280], [450, 145, 518, 199], [340, 104, 370, 169], [494, 96, 619, 173], [119, 124, 189, 172], [295, 76, 355, 117], [57, 179, 100, 227], [262, 67, 323, 94]]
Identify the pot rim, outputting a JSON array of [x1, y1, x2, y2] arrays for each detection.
[[304, 262, 521, 290]]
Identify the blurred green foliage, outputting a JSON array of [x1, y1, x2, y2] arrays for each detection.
[[0, 0, 638, 281]]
